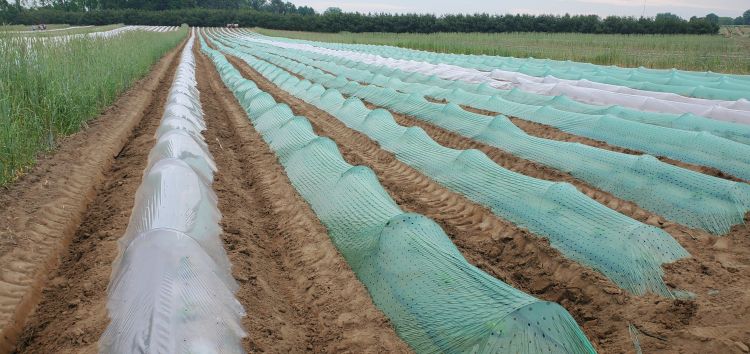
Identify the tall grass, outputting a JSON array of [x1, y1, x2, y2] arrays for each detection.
[[255, 28, 750, 74], [0, 26, 186, 185]]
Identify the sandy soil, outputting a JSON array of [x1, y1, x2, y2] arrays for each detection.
[[223, 51, 750, 354]]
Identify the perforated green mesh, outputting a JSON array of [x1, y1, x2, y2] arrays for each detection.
[[216, 33, 750, 183], [238, 30, 750, 102], [201, 33, 597, 354], [206, 32, 691, 298], [211, 32, 750, 236]]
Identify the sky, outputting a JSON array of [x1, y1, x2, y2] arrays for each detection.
[[293, 0, 748, 19]]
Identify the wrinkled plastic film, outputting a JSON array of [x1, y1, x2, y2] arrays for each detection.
[[100, 29, 246, 354]]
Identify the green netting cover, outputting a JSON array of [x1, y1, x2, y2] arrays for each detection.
[[207, 33, 691, 297], [216, 37, 750, 235], [201, 33, 596, 354], [239, 30, 750, 102], [218, 35, 750, 183]]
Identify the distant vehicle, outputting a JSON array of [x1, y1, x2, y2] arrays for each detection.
[[226, 23, 239, 28]]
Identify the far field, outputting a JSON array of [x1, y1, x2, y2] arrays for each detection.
[[256, 27, 750, 74], [0, 24, 123, 36], [0, 23, 70, 31]]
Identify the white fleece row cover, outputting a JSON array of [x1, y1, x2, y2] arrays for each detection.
[[100, 30, 246, 354], [230, 30, 750, 125], [3, 25, 93, 34]]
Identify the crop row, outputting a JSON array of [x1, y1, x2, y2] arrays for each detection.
[[205, 30, 695, 299], [199, 30, 598, 353], [225, 31, 750, 182], [101, 30, 245, 353], [245, 31, 750, 101], [209, 29, 750, 236]]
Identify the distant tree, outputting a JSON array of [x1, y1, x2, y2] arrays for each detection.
[[705, 13, 718, 25], [0, 5, 722, 34], [717, 16, 733, 25], [323, 6, 341, 15], [734, 16, 744, 25], [246, 0, 266, 10], [296, 5, 313, 15], [744, 9, 750, 24]]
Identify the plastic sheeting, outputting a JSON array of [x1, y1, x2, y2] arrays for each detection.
[[100, 30, 246, 354], [214, 32, 750, 235], [207, 32, 691, 297], [200, 31, 597, 354]]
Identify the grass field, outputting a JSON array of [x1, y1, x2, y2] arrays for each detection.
[[0, 26, 186, 184], [255, 28, 750, 74]]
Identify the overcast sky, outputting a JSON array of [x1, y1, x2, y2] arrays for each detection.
[[294, 0, 747, 19]]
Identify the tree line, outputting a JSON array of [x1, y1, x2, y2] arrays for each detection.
[[2, 1, 746, 34], [1, 0, 315, 13]]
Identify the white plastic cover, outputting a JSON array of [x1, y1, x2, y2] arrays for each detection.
[[100, 29, 246, 354]]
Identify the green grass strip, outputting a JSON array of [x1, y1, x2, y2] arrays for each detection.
[[0, 26, 187, 185]]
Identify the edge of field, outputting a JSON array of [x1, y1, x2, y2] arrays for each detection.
[[0, 36, 187, 352]]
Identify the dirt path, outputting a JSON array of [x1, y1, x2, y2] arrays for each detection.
[[194, 42, 410, 353], [223, 51, 750, 354], [0, 38, 186, 353]]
